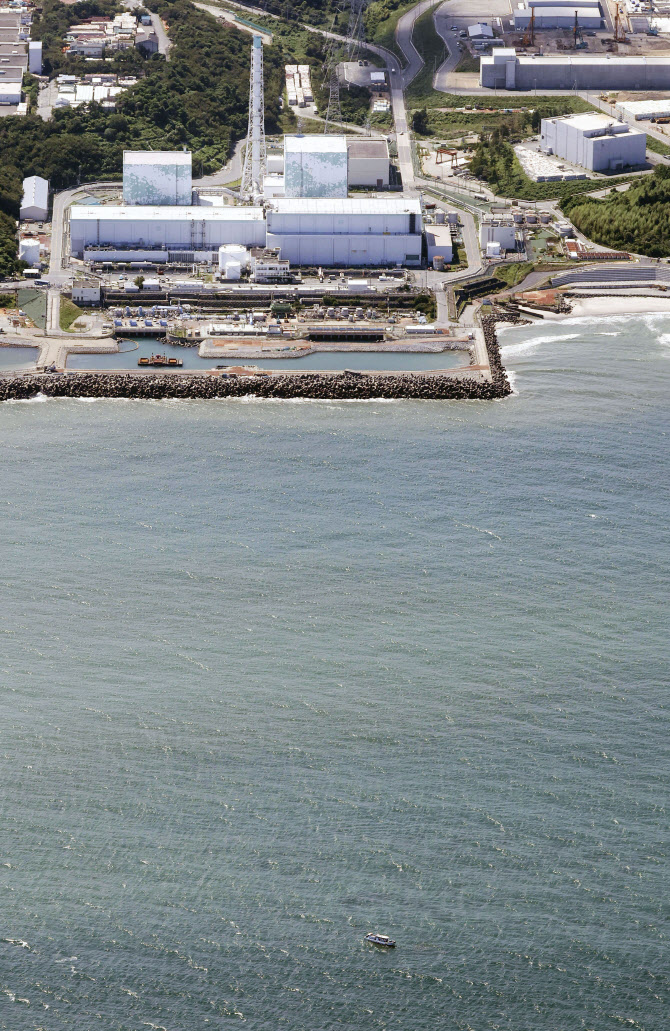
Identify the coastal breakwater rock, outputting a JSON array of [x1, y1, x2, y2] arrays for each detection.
[[480, 314, 513, 397], [0, 370, 509, 402]]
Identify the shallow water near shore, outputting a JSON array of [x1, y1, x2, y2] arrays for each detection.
[[0, 314, 668, 1030]]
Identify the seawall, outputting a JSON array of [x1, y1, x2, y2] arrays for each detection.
[[0, 325, 511, 402]]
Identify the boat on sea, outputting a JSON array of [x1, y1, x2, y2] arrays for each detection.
[[138, 354, 183, 367], [364, 933, 396, 948]]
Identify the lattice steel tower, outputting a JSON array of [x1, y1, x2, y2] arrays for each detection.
[[241, 35, 267, 199]]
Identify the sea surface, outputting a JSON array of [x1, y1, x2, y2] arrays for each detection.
[[0, 313, 668, 1031]]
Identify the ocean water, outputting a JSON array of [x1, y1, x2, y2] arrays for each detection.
[[65, 340, 465, 372], [0, 313, 667, 1031]]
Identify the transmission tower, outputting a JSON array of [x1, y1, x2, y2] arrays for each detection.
[[346, 0, 366, 58], [322, 28, 343, 134], [241, 35, 267, 199]]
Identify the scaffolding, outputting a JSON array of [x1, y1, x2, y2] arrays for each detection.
[[241, 35, 267, 199]]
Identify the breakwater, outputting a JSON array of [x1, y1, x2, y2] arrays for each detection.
[[480, 313, 513, 396], [0, 368, 509, 402]]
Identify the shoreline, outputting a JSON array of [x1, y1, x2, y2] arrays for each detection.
[[538, 294, 670, 322]]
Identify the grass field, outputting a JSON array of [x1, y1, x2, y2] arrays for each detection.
[[646, 135, 670, 157], [59, 298, 83, 332], [405, 8, 445, 104]]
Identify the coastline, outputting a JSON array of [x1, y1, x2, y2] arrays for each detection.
[[541, 294, 670, 322]]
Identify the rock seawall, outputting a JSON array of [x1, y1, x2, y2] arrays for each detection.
[[0, 328, 511, 402]]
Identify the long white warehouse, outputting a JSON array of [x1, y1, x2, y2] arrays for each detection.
[[513, 7, 602, 28], [266, 198, 423, 266], [481, 49, 670, 90], [69, 205, 266, 258], [541, 113, 646, 171]]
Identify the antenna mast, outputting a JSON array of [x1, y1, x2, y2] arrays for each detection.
[[241, 35, 267, 198]]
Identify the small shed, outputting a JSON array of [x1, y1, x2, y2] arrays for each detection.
[[468, 22, 494, 39], [20, 175, 49, 221]]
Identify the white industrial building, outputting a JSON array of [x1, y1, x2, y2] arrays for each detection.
[[527, 0, 601, 6], [20, 175, 49, 220], [284, 135, 348, 199], [468, 22, 494, 38], [69, 205, 266, 258], [479, 219, 517, 252], [28, 39, 41, 73], [122, 151, 192, 205], [541, 113, 646, 171], [265, 198, 423, 266], [513, 7, 602, 28], [346, 139, 390, 188], [481, 49, 670, 90], [616, 98, 670, 120], [425, 226, 453, 265]]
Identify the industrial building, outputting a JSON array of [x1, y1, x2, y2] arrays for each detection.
[[480, 49, 670, 90], [69, 205, 266, 259], [122, 151, 192, 206], [20, 175, 49, 221], [616, 98, 670, 120], [425, 226, 453, 266], [479, 219, 517, 253], [513, 7, 602, 29], [346, 139, 390, 188], [265, 198, 423, 266], [284, 135, 348, 199], [541, 113, 647, 171]]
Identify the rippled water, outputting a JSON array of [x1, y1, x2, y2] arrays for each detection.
[[0, 314, 667, 1030]]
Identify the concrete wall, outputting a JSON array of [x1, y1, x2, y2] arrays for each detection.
[[266, 232, 422, 266], [479, 222, 516, 250], [481, 51, 670, 90], [69, 208, 266, 257], [266, 208, 418, 236], [347, 154, 390, 187], [513, 10, 601, 28]]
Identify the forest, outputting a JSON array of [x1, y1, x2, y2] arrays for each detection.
[[562, 167, 670, 256], [0, 0, 284, 277]]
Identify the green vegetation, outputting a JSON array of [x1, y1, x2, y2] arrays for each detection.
[[469, 135, 644, 203], [59, 297, 84, 331], [454, 52, 479, 74], [0, 291, 16, 308], [365, 0, 416, 63], [405, 8, 445, 104], [562, 166, 670, 256], [22, 74, 39, 112], [645, 136, 670, 157], [491, 261, 536, 287], [31, 0, 148, 76]]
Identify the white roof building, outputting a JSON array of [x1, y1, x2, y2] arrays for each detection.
[[468, 23, 494, 38], [540, 113, 647, 171], [20, 175, 49, 221]]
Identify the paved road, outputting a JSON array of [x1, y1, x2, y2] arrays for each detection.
[[150, 12, 172, 57], [194, 3, 272, 42], [433, 6, 463, 92]]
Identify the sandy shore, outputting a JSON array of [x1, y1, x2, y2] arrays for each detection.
[[557, 295, 670, 321]]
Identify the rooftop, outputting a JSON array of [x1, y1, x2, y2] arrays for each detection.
[[123, 151, 192, 165], [70, 205, 265, 221], [267, 197, 422, 214], [558, 113, 630, 131], [347, 139, 390, 159], [284, 134, 347, 154]]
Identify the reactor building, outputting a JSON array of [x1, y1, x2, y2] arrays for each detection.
[[122, 150, 193, 205]]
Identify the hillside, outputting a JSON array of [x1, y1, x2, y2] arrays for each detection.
[[562, 167, 670, 257]]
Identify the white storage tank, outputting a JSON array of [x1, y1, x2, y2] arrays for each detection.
[[433, 254, 445, 270], [224, 260, 242, 280], [217, 244, 248, 271], [19, 237, 41, 267]]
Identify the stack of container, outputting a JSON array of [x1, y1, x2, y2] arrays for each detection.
[[285, 64, 298, 106], [298, 64, 312, 103]]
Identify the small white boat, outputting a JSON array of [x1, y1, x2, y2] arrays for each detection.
[[364, 933, 396, 948]]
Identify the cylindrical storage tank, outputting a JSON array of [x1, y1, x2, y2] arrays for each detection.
[[19, 237, 41, 266], [267, 153, 284, 174], [433, 255, 445, 270], [540, 212, 551, 224], [447, 211, 459, 224], [513, 211, 523, 223], [435, 211, 445, 224], [526, 214, 538, 224], [218, 244, 248, 271], [224, 260, 241, 281]]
